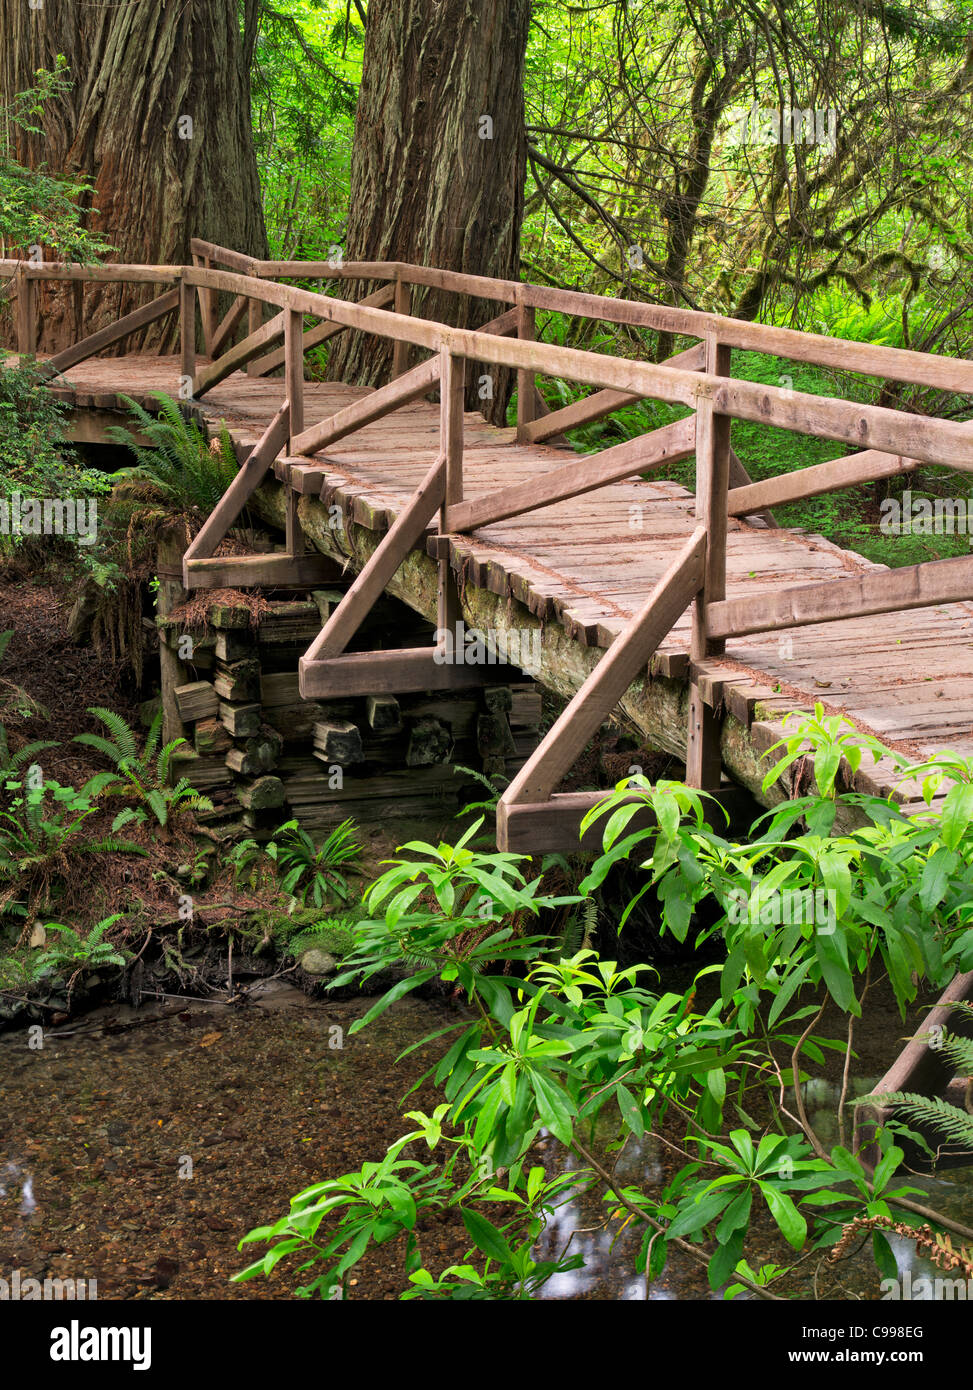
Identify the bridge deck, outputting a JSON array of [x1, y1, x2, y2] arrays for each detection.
[[56, 354, 973, 777]]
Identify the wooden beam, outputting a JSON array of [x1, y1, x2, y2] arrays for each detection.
[[189, 239, 260, 275], [179, 279, 195, 383], [301, 453, 446, 662], [392, 275, 411, 378], [192, 310, 286, 397], [299, 648, 510, 699], [498, 785, 756, 854], [439, 349, 465, 639], [477, 307, 519, 337], [209, 293, 250, 359], [707, 551, 973, 640], [446, 416, 696, 533], [728, 448, 777, 529], [291, 353, 441, 456], [516, 301, 536, 441], [27, 263, 182, 284], [500, 527, 706, 806], [728, 448, 921, 516], [249, 283, 396, 377], [182, 402, 291, 581], [285, 309, 305, 444], [184, 553, 340, 590], [441, 349, 465, 511], [285, 489, 306, 557], [195, 254, 218, 356], [522, 341, 706, 444], [245, 289, 265, 376], [512, 280, 973, 395], [15, 272, 35, 355], [686, 337, 731, 791], [177, 264, 973, 465], [39, 288, 179, 378]]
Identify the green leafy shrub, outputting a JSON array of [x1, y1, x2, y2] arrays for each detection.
[[0, 365, 109, 558], [0, 59, 112, 262], [233, 713, 973, 1302]]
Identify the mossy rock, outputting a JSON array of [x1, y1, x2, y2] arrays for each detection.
[[246, 905, 358, 958]]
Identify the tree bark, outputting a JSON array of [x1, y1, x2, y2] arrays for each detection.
[[0, 0, 267, 353], [327, 0, 530, 422]]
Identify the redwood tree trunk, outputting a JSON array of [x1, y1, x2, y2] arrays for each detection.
[[0, 0, 267, 353], [328, 0, 530, 421]]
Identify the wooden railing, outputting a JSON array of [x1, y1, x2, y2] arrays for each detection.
[[4, 243, 973, 848]]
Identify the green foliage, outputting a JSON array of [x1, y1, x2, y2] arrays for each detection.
[[0, 915, 130, 999], [35, 915, 130, 975], [861, 1092, 973, 1151], [73, 707, 213, 828], [229, 817, 362, 905], [285, 916, 357, 960], [0, 774, 144, 921], [0, 59, 112, 261], [453, 763, 508, 820], [234, 705, 973, 1300], [250, 2, 360, 260], [0, 364, 110, 556], [106, 395, 240, 523]]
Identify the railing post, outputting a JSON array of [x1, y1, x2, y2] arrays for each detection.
[[686, 333, 731, 790], [438, 347, 465, 642], [15, 266, 36, 356], [285, 308, 305, 449], [516, 295, 536, 441], [285, 305, 306, 553], [179, 273, 195, 387], [193, 253, 216, 357], [246, 273, 264, 376], [392, 273, 411, 379]]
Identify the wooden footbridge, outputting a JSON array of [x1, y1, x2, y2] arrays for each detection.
[[5, 242, 973, 850]]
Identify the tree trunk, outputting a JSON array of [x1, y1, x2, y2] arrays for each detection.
[[327, 0, 530, 422], [0, 0, 267, 353]]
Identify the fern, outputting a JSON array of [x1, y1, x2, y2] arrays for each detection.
[[454, 764, 509, 820], [863, 1092, 973, 1149], [939, 1030, 973, 1078], [0, 735, 59, 777], [73, 709, 211, 826], [106, 394, 239, 517], [74, 705, 140, 768]]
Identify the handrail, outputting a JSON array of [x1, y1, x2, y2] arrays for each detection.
[[187, 238, 973, 395], [9, 245, 973, 834], [6, 254, 973, 466]]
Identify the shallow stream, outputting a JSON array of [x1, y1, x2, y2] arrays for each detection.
[[1, 984, 970, 1300]]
